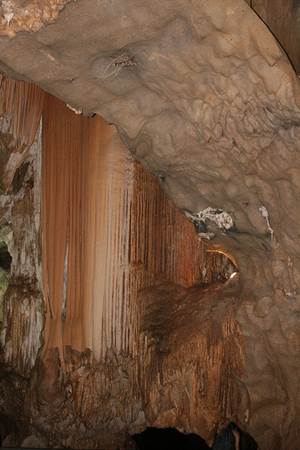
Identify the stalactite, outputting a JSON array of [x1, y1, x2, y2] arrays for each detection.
[[39, 94, 242, 447], [42, 94, 233, 364], [42, 94, 80, 358], [0, 76, 44, 147], [0, 76, 44, 189]]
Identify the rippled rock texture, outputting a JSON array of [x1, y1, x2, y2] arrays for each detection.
[[0, 0, 299, 449]]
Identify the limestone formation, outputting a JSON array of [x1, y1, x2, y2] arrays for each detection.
[[0, 0, 299, 449], [0, 82, 237, 448]]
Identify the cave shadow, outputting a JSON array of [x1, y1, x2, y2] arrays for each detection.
[[0, 413, 18, 447], [128, 422, 259, 450], [0, 242, 12, 272], [130, 427, 210, 450]]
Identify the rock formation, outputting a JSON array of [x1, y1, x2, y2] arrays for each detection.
[[0, 0, 299, 449], [0, 81, 237, 448]]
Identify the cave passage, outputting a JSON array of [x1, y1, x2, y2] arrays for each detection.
[[132, 427, 210, 450]]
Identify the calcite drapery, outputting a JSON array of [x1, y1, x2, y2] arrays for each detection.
[[0, 76, 44, 190], [40, 94, 239, 447], [42, 94, 221, 360]]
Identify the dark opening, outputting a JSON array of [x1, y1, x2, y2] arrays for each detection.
[[212, 422, 259, 450], [0, 242, 12, 272], [131, 427, 210, 450], [0, 413, 18, 447], [12, 161, 30, 194]]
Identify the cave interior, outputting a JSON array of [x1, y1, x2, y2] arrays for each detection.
[[0, 1, 300, 449]]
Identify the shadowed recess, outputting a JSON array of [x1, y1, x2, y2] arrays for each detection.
[[132, 427, 210, 450], [0, 242, 11, 272]]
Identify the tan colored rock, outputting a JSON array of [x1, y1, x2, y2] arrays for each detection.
[[0, 0, 72, 37]]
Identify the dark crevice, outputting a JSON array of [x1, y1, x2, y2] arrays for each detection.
[[0, 413, 18, 447], [129, 423, 259, 450], [131, 427, 210, 450], [12, 161, 30, 194], [0, 242, 12, 272]]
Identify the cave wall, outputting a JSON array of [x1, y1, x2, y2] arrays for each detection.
[[0, 82, 239, 448], [0, 78, 44, 447], [138, 279, 244, 442], [0, 78, 44, 376]]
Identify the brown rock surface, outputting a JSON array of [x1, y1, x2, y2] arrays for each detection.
[[0, 0, 299, 448], [139, 279, 244, 443], [249, 0, 300, 73]]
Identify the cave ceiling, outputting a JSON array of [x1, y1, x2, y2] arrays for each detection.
[[0, 0, 299, 252], [0, 0, 300, 449]]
